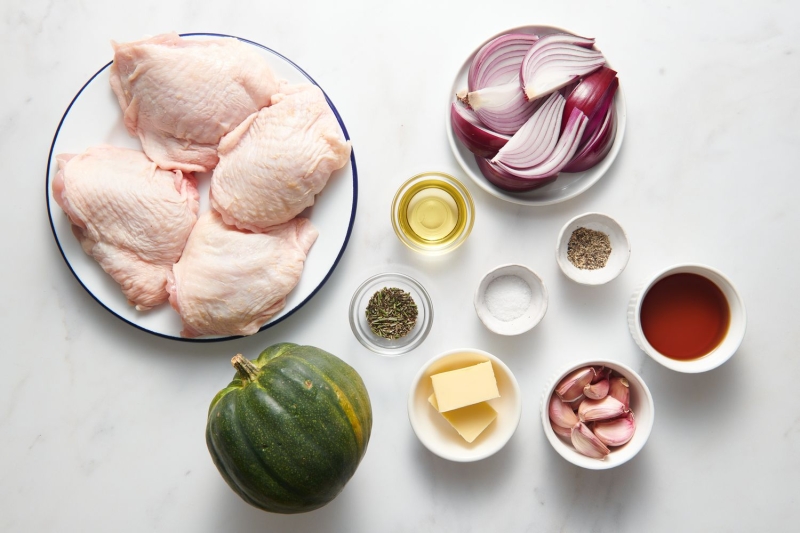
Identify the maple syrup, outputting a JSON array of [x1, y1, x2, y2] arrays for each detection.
[[640, 273, 730, 360]]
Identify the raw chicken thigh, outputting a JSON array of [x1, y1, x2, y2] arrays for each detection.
[[52, 145, 199, 310], [109, 33, 280, 173], [210, 83, 351, 232], [167, 211, 319, 338]]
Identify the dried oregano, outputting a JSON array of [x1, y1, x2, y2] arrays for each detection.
[[365, 287, 418, 339]]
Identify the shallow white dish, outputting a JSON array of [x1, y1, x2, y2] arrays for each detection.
[[408, 349, 521, 462], [628, 264, 746, 373], [446, 25, 627, 206], [45, 33, 357, 342], [474, 264, 548, 335], [556, 212, 631, 285], [540, 359, 654, 470]]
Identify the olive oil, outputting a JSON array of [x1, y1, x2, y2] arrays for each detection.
[[396, 179, 468, 249]]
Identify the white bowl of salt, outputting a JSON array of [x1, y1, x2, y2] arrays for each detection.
[[474, 264, 548, 335]]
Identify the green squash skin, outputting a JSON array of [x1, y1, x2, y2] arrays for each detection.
[[206, 343, 373, 514]]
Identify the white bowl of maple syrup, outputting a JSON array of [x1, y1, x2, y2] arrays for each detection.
[[628, 264, 746, 373]]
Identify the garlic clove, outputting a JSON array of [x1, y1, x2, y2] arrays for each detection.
[[551, 421, 573, 441], [571, 422, 610, 459], [549, 394, 579, 429], [555, 367, 595, 402], [591, 366, 610, 383], [593, 413, 636, 447], [584, 378, 610, 400], [568, 395, 585, 411], [609, 376, 630, 409], [578, 395, 627, 422]]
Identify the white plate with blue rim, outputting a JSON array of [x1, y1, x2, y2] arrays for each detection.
[[46, 33, 358, 342]]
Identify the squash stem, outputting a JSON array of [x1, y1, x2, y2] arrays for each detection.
[[231, 354, 259, 382]]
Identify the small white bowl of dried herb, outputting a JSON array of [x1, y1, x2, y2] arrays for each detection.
[[556, 212, 631, 285]]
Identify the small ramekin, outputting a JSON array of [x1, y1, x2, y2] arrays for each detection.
[[540, 359, 654, 470], [408, 348, 521, 462], [628, 263, 746, 373], [556, 212, 631, 285], [474, 264, 548, 335]]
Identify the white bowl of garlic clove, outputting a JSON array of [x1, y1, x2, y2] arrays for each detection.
[[540, 359, 654, 470]]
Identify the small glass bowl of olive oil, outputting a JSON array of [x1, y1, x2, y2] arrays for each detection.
[[391, 172, 475, 255]]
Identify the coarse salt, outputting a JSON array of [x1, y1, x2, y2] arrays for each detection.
[[484, 275, 532, 321]]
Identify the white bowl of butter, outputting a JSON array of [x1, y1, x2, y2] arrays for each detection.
[[407, 348, 521, 462]]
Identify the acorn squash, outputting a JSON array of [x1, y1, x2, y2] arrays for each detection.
[[206, 343, 372, 514]]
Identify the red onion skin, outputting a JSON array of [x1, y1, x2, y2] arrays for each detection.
[[579, 77, 618, 143], [475, 156, 557, 192], [562, 67, 618, 134], [562, 105, 616, 173], [451, 103, 509, 159]]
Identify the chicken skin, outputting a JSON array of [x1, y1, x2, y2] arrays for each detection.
[[210, 83, 351, 232], [109, 33, 280, 173], [52, 145, 199, 310], [167, 211, 318, 338]]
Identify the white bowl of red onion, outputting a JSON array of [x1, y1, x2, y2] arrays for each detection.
[[540, 359, 654, 470], [447, 25, 626, 206]]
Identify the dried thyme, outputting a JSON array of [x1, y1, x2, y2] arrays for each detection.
[[567, 227, 612, 270], [365, 287, 418, 340]]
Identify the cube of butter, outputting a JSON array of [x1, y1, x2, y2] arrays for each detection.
[[428, 393, 498, 443], [430, 361, 500, 412]]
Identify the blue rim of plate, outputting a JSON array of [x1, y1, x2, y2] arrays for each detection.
[[45, 32, 358, 343]]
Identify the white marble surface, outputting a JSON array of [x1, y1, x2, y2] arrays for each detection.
[[2, 0, 799, 531]]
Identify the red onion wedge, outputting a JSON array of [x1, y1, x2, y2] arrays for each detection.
[[466, 83, 540, 135], [491, 92, 563, 169], [474, 156, 557, 192], [494, 107, 588, 180], [563, 104, 616, 173], [521, 33, 606, 101], [562, 67, 618, 135], [450, 101, 510, 158], [469, 33, 539, 91]]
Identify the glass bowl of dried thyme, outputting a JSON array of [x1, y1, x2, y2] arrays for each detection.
[[556, 213, 631, 285], [349, 272, 434, 356]]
